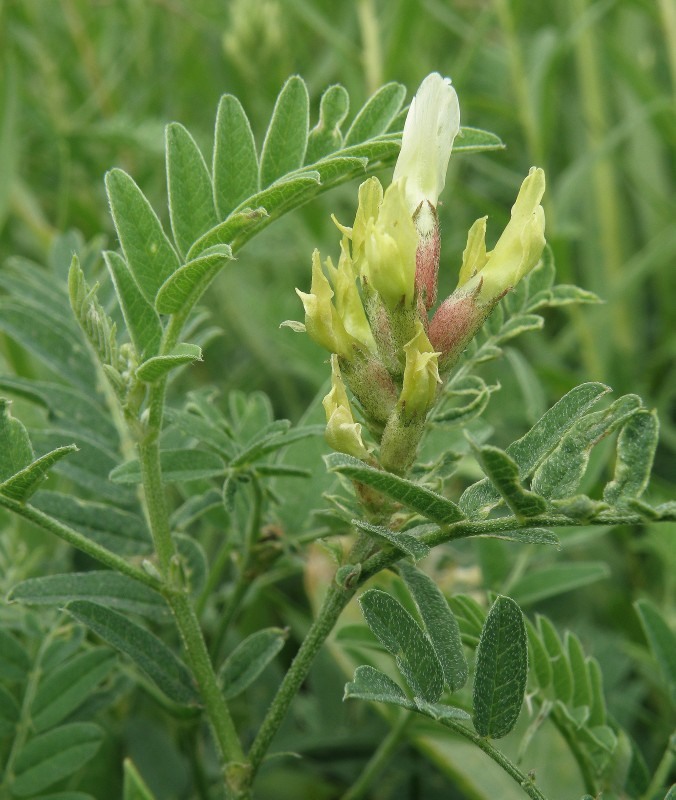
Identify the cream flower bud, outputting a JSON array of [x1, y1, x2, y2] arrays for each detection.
[[325, 238, 376, 353], [322, 355, 371, 460], [393, 72, 460, 215], [399, 321, 442, 421]]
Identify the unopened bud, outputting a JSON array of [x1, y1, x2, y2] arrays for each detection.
[[399, 321, 442, 421], [323, 355, 371, 460]]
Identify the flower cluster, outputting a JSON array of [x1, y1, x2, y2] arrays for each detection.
[[289, 73, 546, 473]]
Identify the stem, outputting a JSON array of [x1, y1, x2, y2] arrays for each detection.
[[341, 711, 413, 800], [0, 494, 161, 590], [640, 732, 676, 800], [437, 718, 551, 800]]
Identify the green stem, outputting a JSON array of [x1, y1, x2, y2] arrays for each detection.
[[437, 718, 551, 800], [0, 494, 161, 590], [640, 732, 676, 800], [341, 711, 413, 800]]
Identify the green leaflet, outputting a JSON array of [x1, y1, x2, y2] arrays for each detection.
[[103, 251, 163, 360], [352, 520, 430, 561], [510, 562, 610, 606], [124, 758, 157, 800], [0, 682, 19, 736], [525, 617, 552, 690], [325, 453, 464, 524], [344, 82, 406, 146], [586, 657, 606, 727], [344, 665, 415, 711], [0, 399, 34, 482], [566, 632, 593, 711], [105, 168, 180, 301], [231, 422, 322, 467], [472, 595, 527, 739], [65, 601, 199, 705], [213, 94, 259, 219], [433, 376, 495, 424], [166, 122, 218, 257], [136, 343, 203, 383], [110, 448, 226, 484], [399, 562, 468, 692], [11, 722, 103, 797], [306, 84, 349, 163], [538, 615, 573, 704], [9, 571, 168, 619], [358, 588, 444, 703], [635, 599, 676, 703], [259, 76, 309, 188], [0, 628, 30, 681], [453, 126, 504, 153], [155, 245, 234, 314], [604, 409, 659, 505], [0, 445, 78, 502], [219, 628, 288, 700], [187, 209, 266, 259]]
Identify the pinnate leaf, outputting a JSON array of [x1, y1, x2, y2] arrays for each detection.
[[219, 628, 288, 700], [136, 344, 202, 383], [156, 244, 234, 314], [344, 82, 406, 146], [604, 409, 658, 506], [260, 76, 309, 187], [110, 448, 226, 484], [213, 94, 259, 218], [0, 445, 78, 501], [344, 665, 415, 710], [352, 520, 430, 561], [635, 599, 676, 702], [306, 84, 349, 162]]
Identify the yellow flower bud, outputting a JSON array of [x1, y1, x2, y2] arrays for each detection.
[[322, 355, 371, 460], [399, 321, 442, 420], [332, 176, 383, 272]]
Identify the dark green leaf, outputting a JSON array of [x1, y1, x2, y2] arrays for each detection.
[[0, 445, 78, 501], [0, 628, 30, 680], [478, 528, 560, 547], [538, 615, 573, 704], [213, 94, 259, 218], [0, 398, 33, 481], [110, 448, 226, 484], [472, 595, 527, 739], [12, 723, 103, 796], [525, 618, 551, 690], [326, 453, 464, 524], [635, 599, 676, 701], [136, 344, 202, 383], [253, 464, 311, 478], [260, 76, 309, 187], [399, 562, 467, 692], [124, 758, 157, 800], [586, 657, 606, 726], [344, 83, 406, 146], [566, 633, 592, 711], [166, 122, 218, 257], [604, 410, 659, 505], [105, 168, 180, 301], [510, 563, 610, 606], [66, 601, 199, 705], [32, 648, 116, 732], [9, 572, 167, 619], [414, 699, 470, 721], [219, 628, 288, 699], [155, 244, 234, 315], [352, 520, 430, 561], [359, 588, 443, 702], [104, 251, 162, 359], [306, 84, 349, 163], [344, 665, 415, 711], [175, 534, 207, 597], [0, 683, 19, 736]]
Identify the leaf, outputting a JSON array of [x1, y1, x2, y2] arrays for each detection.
[[433, 376, 494, 424], [32, 648, 116, 732], [586, 657, 606, 726], [399, 562, 468, 692], [461, 382, 611, 517], [260, 76, 309, 188], [453, 127, 504, 153], [11, 723, 103, 796], [0, 628, 30, 680], [175, 534, 207, 597], [109, 448, 226, 484], [104, 251, 163, 360], [414, 699, 470, 721], [352, 520, 430, 561], [0, 445, 78, 501], [231, 173, 320, 221], [525, 618, 551, 690], [325, 453, 464, 524], [344, 83, 406, 146], [155, 244, 234, 314], [469, 442, 548, 519], [359, 588, 444, 703], [65, 601, 199, 705], [166, 122, 218, 257], [531, 394, 643, 499], [344, 665, 416, 711], [494, 314, 544, 344], [510, 562, 610, 606], [538, 615, 573, 704], [306, 84, 349, 163], [296, 155, 367, 187], [219, 628, 288, 700], [0, 398, 34, 481], [9, 572, 168, 619], [566, 632, 592, 711], [479, 528, 560, 547], [187, 209, 266, 259], [231, 421, 321, 467], [604, 410, 659, 505], [472, 595, 527, 739], [136, 344, 202, 383], [105, 168, 180, 301], [213, 94, 259, 218], [635, 599, 676, 702], [0, 682, 19, 736], [124, 758, 157, 800]]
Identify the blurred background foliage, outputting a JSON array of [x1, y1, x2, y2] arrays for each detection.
[[0, 0, 674, 797]]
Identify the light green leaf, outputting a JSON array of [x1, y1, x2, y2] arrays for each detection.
[[9, 572, 167, 619], [166, 122, 218, 257], [344, 83, 406, 146], [399, 562, 468, 692], [105, 168, 180, 301], [260, 76, 309, 187], [306, 84, 349, 163], [453, 127, 504, 153], [0, 399, 33, 482], [352, 520, 430, 561], [0, 445, 78, 502], [0, 628, 30, 681], [295, 155, 367, 186], [344, 665, 415, 710], [538, 615, 573, 704], [187, 209, 266, 259], [136, 344, 202, 383], [494, 313, 544, 344], [528, 284, 601, 311], [434, 376, 494, 424], [604, 410, 659, 505], [566, 632, 592, 711], [220, 628, 288, 699], [586, 656, 606, 726], [338, 137, 401, 164], [472, 595, 527, 739], [325, 453, 464, 524], [359, 588, 444, 703], [66, 601, 199, 705], [532, 394, 643, 499], [103, 251, 163, 360], [213, 94, 259, 218], [231, 173, 320, 222], [32, 648, 116, 732], [12, 723, 103, 797], [124, 758, 157, 800], [525, 618, 551, 690], [511, 562, 610, 606], [156, 244, 234, 314], [635, 599, 676, 702], [109, 448, 226, 484]]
